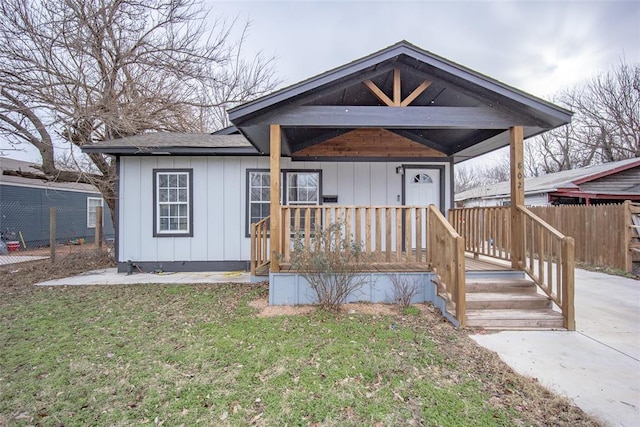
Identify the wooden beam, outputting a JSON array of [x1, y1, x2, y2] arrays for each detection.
[[363, 80, 394, 106], [260, 106, 533, 129], [510, 126, 524, 269], [270, 124, 281, 273], [401, 80, 432, 106], [393, 68, 401, 106]]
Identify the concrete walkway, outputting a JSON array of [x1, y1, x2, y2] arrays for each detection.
[[471, 268, 640, 427], [35, 267, 251, 286]]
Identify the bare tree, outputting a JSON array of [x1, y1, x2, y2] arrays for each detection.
[[0, 0, 278, 222], [482, 155, 511, 184], [454, 164, 482, 193], [530, 60, 639, 172]]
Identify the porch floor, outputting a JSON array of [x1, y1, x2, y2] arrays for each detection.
[[258, 253, 512, 275]]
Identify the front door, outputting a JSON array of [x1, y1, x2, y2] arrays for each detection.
[[403, 167, 443, 249], [404, 167, 441, 209]]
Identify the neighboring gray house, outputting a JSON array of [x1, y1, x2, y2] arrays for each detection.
[[0, 157, 115, 248], [456, 157, 640, 207]]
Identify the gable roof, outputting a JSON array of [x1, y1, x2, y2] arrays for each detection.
[[229, 40, 572, 161], [82, 133, 257, 155], [456, 157, 640, 202]]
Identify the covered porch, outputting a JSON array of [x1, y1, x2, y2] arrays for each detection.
[[231, 42, 575, 330]]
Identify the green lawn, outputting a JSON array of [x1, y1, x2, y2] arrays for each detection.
[[0, 280, 596, 426]]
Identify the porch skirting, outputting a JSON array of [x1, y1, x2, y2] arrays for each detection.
[[268, 271, 458, 326]]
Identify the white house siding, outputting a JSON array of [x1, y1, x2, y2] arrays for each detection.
[[118, 156, 451, 269], [460, 193, 549, 208], [524, 193, 549, 206]]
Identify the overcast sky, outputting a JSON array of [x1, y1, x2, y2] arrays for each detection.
[[211, 0, 639, 99], [3, 0, 638, 163]]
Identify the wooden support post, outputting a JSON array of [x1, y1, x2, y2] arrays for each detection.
[[270, 124, 281, 273], [49, 207, 56, 263], [95, 206, 103, 249], [510, 126, 525, 269], [393, 68, 401, 106], [562, 237, 575, 330]]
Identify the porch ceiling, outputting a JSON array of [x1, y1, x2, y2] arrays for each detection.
[[229, 41, 572, 162]]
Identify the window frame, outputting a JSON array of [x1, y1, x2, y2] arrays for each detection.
[[245, 169, 322, 237], [246, 169, 272, 237], [87, 197, 104, 229], [153, 169, 194, 237]]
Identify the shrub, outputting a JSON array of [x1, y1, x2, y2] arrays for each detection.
[[388, 274, 422, 309], [289, 221, 371, 312]]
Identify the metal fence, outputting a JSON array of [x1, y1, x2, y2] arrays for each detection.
[[0, 203, 115, 264]]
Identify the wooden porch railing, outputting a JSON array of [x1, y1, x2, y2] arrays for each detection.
[[279, 205, 431, 265], [450, 206, 575, 330], [250, 216, 270, 276], [250, 204, 468, 327], [449, 206, 511, 261], [428, 205, 466, 327]]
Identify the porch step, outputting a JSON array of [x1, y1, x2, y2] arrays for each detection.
[[465, 292, 552, 310], [466, 308, 564, 330], [466, 278, 537, 294], [463, 277, 564, 330]]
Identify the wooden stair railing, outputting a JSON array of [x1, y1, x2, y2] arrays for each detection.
[[450, 206, 575, 330], [428, 205, 466, 327], [250, 216, 270, 276]]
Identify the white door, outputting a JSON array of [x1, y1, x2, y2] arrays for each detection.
[[404, 168, 441, 248], [405, 169, 440, 209]]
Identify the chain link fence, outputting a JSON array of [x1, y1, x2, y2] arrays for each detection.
[[0, 202, 115, 265]]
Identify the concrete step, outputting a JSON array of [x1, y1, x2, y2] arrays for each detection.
[[465, 292, 552, 310], [466, 278, 537, 294], [466, 308, 565, 330]]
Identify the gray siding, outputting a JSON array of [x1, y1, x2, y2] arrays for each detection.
[[118, 156, 451, 266], [0, 184, 115, 247], [580, 167, 640, 193]]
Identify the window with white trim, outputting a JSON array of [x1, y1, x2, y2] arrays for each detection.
[[248, 170, 271, 228], [246, 170, 322, 236], [285, 172, 320, 205], [154, 169, 193, 237], [87, 197, 103, 228]]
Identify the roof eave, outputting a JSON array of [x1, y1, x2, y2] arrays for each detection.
[[81, 146, 260, 156]]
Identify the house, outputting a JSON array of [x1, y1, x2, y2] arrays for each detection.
[[0, 158, 115, 248], [456, 157, 640, 207], [83, 41, 576, 330]]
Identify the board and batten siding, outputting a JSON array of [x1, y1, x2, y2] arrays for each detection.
[[118, 156, 451, 266]]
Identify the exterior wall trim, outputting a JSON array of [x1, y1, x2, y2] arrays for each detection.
[[117, 260, 250, 273]]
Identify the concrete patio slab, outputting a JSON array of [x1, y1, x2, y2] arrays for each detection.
[[472, 268, 640, 427], [35, 267, 251, 286]]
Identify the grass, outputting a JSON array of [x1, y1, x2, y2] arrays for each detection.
[[0, 253, 601, 426]]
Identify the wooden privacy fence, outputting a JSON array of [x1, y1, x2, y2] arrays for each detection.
[[529, 202, 637, 272]]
